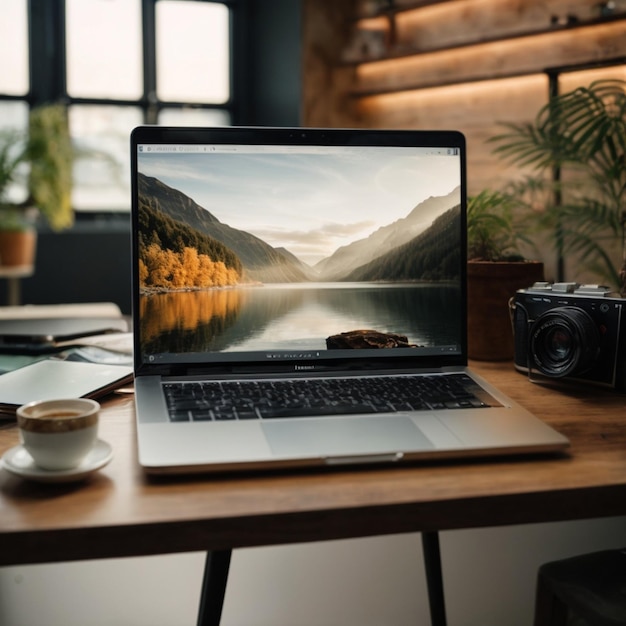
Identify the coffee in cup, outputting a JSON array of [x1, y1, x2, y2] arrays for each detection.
[[16, 398, 100, 471]]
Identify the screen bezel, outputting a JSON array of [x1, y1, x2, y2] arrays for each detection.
[[130, 126, 468, 376]]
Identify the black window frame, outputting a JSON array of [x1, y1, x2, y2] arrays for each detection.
[[0, 0, 249, 218], [0, 0, 300, 218], [23, 0, 241, 121]]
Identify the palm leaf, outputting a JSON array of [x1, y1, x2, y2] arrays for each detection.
[[489, 79, 626, 291]]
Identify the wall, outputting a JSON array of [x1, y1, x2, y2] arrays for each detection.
[[16, 218, 133, 314], [1, 517, 625, 625], [242, 0, 302, 126]]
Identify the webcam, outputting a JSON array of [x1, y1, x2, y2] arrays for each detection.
[[287, 129, 327, 141]]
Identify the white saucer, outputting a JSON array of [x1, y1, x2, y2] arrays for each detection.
[[1, 439, 113, 483]]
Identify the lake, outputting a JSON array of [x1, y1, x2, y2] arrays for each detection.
[[140, 282, 462, 355]]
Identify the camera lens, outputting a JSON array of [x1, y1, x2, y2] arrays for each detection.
[[530, 306, 600, 377], [546, 327, 572, 360]]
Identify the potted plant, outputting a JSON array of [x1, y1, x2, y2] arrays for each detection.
[[490, 78, 626, 297], [0, 103, 73, 267], [467, 189, 544, 361], [0, 127, 34, 267]]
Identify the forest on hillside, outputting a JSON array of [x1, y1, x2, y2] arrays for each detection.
[[344, 206, 461, 282], [138, 195, 243, 290]]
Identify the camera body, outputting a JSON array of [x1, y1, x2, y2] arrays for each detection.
[[513, 282, 626, 391]]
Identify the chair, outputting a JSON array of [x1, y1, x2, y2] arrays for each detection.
[[533, 548, 626, 626]]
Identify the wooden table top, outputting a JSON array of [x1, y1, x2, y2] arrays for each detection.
[[1, 361, 625, 567]]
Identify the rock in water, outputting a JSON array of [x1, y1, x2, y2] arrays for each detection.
[[326, 329, 417, 349]]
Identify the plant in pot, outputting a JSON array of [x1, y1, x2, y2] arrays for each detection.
[[490, 78, 626, 297], [0, 103, 74, 267], [0, 127, 36, 267], [467, 189, 544, 361]]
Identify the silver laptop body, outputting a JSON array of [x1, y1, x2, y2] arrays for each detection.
[[130, 126, 568, 474]]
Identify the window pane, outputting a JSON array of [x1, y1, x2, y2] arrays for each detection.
[[158, 108, 230, 126], [0, 101, 28, 134], [70, 106, 143, 211], [66, 0, 142, 99], [0, 102, 29, 205], [0, 0, 28, 95], [156, 1, 230, 104]]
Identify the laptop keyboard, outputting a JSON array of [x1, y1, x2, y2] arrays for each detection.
[[163, 373, 489, 422]]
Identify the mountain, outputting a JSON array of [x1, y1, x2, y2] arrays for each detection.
[[275, 247, 319, 281], [138, 194, 242, 274], [138, 173, 309, 282], [314, 186, 460, 281], [343, 205, 461, 282]]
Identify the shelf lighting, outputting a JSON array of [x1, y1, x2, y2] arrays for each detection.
[[355, 21, 626, 96], [558, 65, 626, 92], [356, 74, 548, 119]]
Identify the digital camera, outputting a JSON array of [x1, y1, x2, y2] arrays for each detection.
[[512, 282, 626, 391]]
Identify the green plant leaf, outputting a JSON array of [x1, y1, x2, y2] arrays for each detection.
[[489, 78, 626, 293]]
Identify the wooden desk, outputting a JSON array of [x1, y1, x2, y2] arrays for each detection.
[[0, 361, 624, 568]]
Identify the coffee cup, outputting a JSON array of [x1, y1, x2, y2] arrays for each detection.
[[16, 398, 100, 471]]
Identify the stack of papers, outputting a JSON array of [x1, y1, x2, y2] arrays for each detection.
[[0, 303, 134, 412]]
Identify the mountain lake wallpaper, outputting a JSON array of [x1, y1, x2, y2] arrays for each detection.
[[136, 149, 463, 356]]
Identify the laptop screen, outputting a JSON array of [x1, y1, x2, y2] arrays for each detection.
[[131, 127, 466, 373]]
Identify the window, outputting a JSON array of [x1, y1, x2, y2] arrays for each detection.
[[66, 0, 143, 100], [70, 105, 144, 211], [0, 0, 28, 97], [0, 0, 235, 214], [156, 1, 230, 104]]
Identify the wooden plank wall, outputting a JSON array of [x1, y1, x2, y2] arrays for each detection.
[[301, 0, 626, 284]]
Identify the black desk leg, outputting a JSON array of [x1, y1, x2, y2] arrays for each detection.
[[197, 549, 232, 626], [195, 539, 443, 625], [421, 532, 447, 626]]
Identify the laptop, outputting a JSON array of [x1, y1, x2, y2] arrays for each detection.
[[0, 317, 129, 354], [130, 126, 569, 474]]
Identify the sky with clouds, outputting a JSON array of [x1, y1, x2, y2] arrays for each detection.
[[138, 147, 460, 265]]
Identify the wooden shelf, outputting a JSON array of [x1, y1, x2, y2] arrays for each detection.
[[359, 0, 622, 21], [357, 0, 457, 20], [349, 12, 626, 67], [352, 70, 539, 98], [349, 12, 626, 98], [352, 56, 626, 98]]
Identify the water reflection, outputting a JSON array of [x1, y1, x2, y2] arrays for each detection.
[[140, 283, 461, 354]]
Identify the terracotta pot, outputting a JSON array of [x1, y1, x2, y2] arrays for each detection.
[[0, 228, 37, 267], [467, 260, 544, 361]]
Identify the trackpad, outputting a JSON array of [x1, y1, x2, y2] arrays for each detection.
[[263, 416, 434, 458]]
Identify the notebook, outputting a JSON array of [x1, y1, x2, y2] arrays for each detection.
[[0, 359, 133, 413], [130, 126, 569, 474]]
